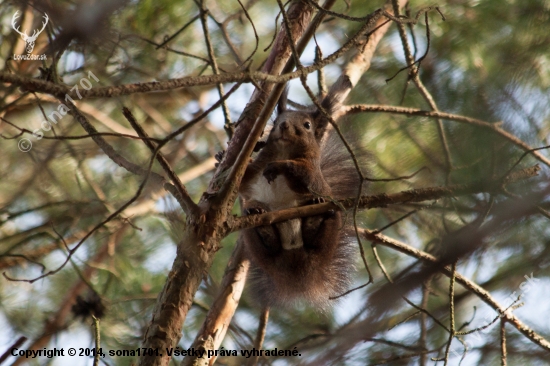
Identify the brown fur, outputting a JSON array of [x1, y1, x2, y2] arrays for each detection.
[[238, 89, 361, 310]]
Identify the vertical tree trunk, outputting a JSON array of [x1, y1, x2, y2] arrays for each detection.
[[137, 2, 316, 365]]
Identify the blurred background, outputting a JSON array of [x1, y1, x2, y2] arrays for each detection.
[[0, 0, 549, 365]]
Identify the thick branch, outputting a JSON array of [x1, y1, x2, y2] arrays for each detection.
[[325, 0, 408, 105], [181, 241, 250, 366], [183, 2, 341, 365], [0, 8, 385, 103], [210, 0, 322, 196], [137, 2, 318, 366]]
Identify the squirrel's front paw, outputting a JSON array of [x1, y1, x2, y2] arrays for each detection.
[[254, 141, 267, 152], [308, 197, 325, 205], [263, 164, 279, 184], [307, 197, 335, 216], [245, 207, 267, 216]]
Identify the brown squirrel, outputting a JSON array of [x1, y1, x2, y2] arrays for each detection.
[[237, 87, 366, 310]]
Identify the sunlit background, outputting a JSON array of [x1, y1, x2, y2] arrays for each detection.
[[1, 0, 550, 365]]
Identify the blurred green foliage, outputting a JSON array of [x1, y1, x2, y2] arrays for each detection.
[[0, 0, 549, 365]]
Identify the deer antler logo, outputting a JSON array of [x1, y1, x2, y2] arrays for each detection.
[[12, 11, 49, 54]]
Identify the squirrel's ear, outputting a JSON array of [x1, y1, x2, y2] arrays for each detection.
[[320, 90, 344, 117], [312, 91, 341, 138], [319, 77, 352, 117], [277, 86, 289, 115]]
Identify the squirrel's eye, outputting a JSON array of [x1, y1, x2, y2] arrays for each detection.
[[304, 121, 311, 129]]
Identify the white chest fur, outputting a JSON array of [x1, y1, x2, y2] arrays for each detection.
[[247, 174, 304, 250], [249, 175, 299, 209]]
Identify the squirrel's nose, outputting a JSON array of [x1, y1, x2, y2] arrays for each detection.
[[280, 121, 289, 130]]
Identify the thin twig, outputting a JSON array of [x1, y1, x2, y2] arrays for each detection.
[[122, 107, 198, 216], [160, 82, 242, 145], [403, 297, 450, 332], [66, 101, 166, 187], [390, 1, 452, 183], [365, 230, 550, 352], [235, 0, 259, 67], [91, 315, 101, 366], [3, 141, 158, 283], [1, 115, 157, 142], [344, 104, 550, 168], [500, 319, 507, 366], [372, 244, 393, 283], [372, 201, 436, 234], [156, 14, 200, 49], [389, 310, 421, 331], [232, 165, 540, 232], [198, 0, 232, 137], [455, 297, 522, 336], [419, 279, 431, 366], [248, 307, 269, 366], [443, 262, 457, 365], [0, 336, 27, 364]]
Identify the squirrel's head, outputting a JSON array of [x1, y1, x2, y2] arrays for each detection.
[[268, 87, 343, 151]]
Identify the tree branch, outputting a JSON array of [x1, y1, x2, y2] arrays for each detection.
[[344, 104, 550, 167], [181, 241, 250, 366], [137, 2, 318, 366], [231, 165, 540, 232], [364, 229, 550, 352]]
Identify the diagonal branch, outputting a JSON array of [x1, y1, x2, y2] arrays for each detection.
[[67, 101, 166, 187], [343, 104, 550, 168], [137, 2, 318, 366], [122, 107, 198, 216], [364, 229, 550, 352], [181, 240, 250, 366]]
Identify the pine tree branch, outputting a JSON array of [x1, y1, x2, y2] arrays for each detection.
[[231, 165, 540, 232]]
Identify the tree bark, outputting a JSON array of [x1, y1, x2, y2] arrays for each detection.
[[137, 2, 317, 366]]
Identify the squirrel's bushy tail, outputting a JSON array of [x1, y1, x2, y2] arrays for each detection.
[[248, 230, 355, 311], [321, 129, 370, 201]]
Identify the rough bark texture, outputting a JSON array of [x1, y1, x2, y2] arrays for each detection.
[[137, 2, 316, 366], [182, 2, 338, 364], [208, 0, 316, 193], [138, 227, 216, 366], [181, 241, 249, 366], [325, 0, 408, 107]]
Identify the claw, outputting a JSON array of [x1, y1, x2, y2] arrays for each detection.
[[263, 167, 277, 184], [254, 141, 267, 152], [309, 197, 325, 205], [245, 207, 267, 216]]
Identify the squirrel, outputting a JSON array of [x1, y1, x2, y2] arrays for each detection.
[[236, 86, 366, 310]]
